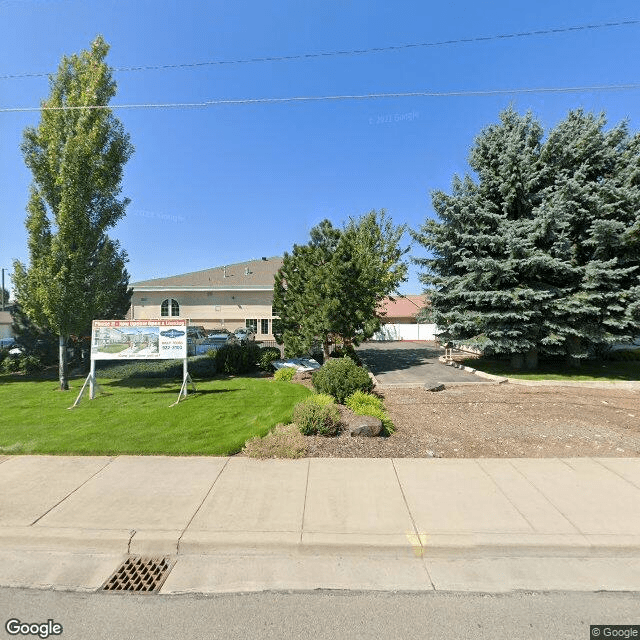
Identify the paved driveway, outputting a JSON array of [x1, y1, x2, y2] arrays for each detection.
[[356, 341, 483, 387]]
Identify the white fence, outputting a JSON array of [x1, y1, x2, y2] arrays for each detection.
[[371, 323, 439, 341]]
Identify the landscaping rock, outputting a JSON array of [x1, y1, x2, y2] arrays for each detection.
[[349, 415, 383, 437], [425, 383, 445, 392]]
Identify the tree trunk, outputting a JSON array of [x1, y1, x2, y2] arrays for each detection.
[[58, 334, 69, 390], [525, 347, 538, 370], [323, 338, 332, 361], [565, 335, 582, 369]]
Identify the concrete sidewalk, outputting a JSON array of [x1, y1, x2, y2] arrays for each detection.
[[1, 455, 640, 593]]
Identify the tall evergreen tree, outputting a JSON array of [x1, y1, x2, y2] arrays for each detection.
[[13, 36, 134, 389], [274, 211, 408, 358], [274, 220, 341, 358], [413, 108, 640, 368]]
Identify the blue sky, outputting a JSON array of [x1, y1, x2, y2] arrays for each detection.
[[1, 0, 639, 296]]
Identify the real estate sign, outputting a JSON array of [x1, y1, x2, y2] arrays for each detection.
[[91, 319, 188, 360]]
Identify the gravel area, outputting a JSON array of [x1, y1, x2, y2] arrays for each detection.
[[301, 383, 640, 458]]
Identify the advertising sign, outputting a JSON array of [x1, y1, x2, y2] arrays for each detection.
[[91, 319, 187, 360]]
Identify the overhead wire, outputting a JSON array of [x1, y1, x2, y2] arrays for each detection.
[[1, 83, 639, 113], [0, 19, 638, 80]]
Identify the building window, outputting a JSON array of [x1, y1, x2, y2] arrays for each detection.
[[161, 298, 180, 317], [246, 318, 257, 333], [261, 319, 269, 335]]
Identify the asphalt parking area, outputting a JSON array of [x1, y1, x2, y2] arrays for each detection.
[[356, 341, 483, 387]]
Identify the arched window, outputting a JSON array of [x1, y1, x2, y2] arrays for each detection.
[[161, 298, 180, 317]]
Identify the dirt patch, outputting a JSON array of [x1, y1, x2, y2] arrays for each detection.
[[302, 383, 640, 458]]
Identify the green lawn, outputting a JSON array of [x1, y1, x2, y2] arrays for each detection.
[[0, 375, 310, 456], [462, 358, 640, 381]]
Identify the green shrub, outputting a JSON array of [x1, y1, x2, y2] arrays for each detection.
[[20, 355, 43, 375], [345, 390, 395, 435], [96, 359, 185, 379], [308, 393, 335, 407], [293, 398, 341, 436], [274, 366, 296, 382], [95, 357, 216, 379], [329, 345, 362, 366], [2, 356, 21, 374], [213, 342, 261, 374], [312, 356, 373, 403], [259, 346, 282, 371], [187, 356, 217, 379]]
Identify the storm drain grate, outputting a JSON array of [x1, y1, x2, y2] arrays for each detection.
[[102, 556, 175, 593]]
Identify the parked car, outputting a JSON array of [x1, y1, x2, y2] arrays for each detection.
[[197, 330, 238, 355], [186, 326, 207, 356], [233, 328, 256, 344], [0, 337, 18, 350]]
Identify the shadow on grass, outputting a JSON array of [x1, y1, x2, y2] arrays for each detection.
[[0, 373, 88, 386], [100, 378, 241, 394]]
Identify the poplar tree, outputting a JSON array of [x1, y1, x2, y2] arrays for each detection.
[[413, 108, 640, 368], [13, 36, 134, 389]]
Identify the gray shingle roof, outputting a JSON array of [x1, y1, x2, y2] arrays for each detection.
[[132, 256, 283, 289]]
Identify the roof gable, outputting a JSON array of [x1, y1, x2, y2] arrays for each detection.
[[378, 295, 427, 318], [132, 257, 283, 289]]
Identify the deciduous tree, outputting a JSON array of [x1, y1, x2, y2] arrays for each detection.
[[13, 36, 134, 389], [274, 211, 408, 358]]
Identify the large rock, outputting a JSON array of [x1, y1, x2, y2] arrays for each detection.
[[349, 415, 383, 437]]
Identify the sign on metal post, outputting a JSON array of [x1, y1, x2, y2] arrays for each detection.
[[70, 319, 196, 408]]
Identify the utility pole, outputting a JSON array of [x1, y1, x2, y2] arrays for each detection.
[[1, 268, 5, 311]]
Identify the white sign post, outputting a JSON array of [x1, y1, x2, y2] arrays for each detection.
[[70, 319, 195, 408]]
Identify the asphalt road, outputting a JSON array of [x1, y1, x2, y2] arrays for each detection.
[[356, 341, 482, 386], [1, 588, 638, 640]]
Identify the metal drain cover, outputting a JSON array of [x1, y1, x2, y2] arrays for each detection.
[[102, 556, 175, 593]]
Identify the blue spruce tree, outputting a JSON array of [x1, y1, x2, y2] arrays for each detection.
[[413, 108, 640, 368]]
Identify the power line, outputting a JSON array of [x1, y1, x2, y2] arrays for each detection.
[[2, 82, 639, 113], [1, 19, 638, 80]]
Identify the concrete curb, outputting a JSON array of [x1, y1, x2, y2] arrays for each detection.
[[4, 527, 640, 561], [0, 526, 132, 554]]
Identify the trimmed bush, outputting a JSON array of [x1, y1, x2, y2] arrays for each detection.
[[187, 356, 217, 379], [96, 359, 184, 379], [2, 356, 21, 374], [293, 397, 341, 436], [213, 342, 261, 374], [312, 356, 373, 403], [95, 356, 214, 379], [259, 346, 282, 371], [345, 390, 395, 435], [329, 345, 362, 366], [308, 393, 335, 407], [20, 355, 43, 375], [274, 366, 296, 382]]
